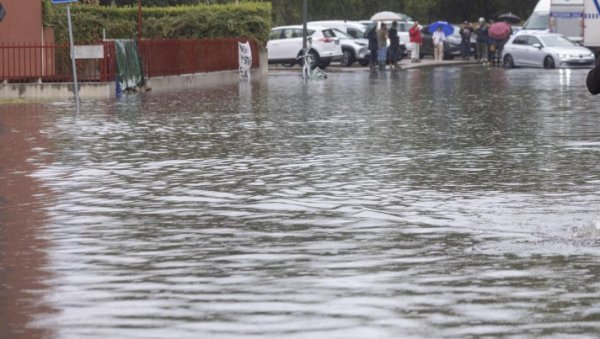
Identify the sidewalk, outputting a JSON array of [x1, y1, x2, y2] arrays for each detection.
[[268, 57, 482, 73]]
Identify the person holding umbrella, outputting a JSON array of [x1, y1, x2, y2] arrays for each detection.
[[432, 26, 446, 62], [428, 21, 453, 62]]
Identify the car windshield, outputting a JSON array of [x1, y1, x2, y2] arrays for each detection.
[[523, 13, 549, 30], [540, 35, 576, 47]]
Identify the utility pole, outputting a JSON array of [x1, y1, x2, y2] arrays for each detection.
[[137, 0, 142, 43]]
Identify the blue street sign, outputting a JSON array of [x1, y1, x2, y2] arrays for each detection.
[[51, 0, 78, 4]]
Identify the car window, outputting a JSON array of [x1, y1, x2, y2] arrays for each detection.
[[322, 29, 337, 38], [523, 13, 549, 30], [269, 29, 282, 40], [513, 36, 528, 45], [347, 28, 364, 39], [540, 35, 576, 47], [527, 36, 542, 46], [332, 28, 352, 39]]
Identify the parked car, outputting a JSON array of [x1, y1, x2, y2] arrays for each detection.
[[502, 32, 596, 69], [308, 21, 370, 66], [267, 25, 343, 69], [308, 20, 368, 39]]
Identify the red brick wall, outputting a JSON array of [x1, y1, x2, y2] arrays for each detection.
[[0, 0, 43, 44]]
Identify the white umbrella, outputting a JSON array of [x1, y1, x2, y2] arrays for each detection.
[[370, 11, 402, 21]]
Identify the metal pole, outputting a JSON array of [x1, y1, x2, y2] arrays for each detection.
[[137, 0, 142, 43], [67, 4, 80, 111], [302, 0, 307, 50]]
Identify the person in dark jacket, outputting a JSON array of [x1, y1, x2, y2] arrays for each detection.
[[388, 21, 400, 69], [367, 25, 379, 69], [588, 56, 600, 95]]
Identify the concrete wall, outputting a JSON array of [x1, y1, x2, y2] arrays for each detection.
[[0, 48, 268, 100]]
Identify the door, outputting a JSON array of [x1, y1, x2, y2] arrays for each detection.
[[525, 36, 546, 67]]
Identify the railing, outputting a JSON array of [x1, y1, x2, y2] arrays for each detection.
[[0, 42, 115, 83], [0, 38, 259, 83]]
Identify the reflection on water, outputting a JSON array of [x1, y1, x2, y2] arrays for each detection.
[[0, 105, 54, 339], [3, 66, 600, 338]]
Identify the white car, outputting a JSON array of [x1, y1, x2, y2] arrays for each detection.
[[308, 21, 369, 66], [502, 32, 596, 69], [267, 25, 343, 69]]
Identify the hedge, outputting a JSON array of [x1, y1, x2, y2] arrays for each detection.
[[42, 1, 272, 45]]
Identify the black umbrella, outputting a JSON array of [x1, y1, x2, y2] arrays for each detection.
[[497, 12, 520, 24]]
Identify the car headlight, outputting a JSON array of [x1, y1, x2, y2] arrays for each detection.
[[558, 54, 569, 60]]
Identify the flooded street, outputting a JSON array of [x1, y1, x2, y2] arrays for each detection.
[[3, 66, 600, 338]]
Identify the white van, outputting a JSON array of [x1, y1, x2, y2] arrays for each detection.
[[522, 0, 600, 53], [522, 0, 551, 31]]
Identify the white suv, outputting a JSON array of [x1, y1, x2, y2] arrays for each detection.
[[308, 21, 370, 66], [267, 25, 343, 69]]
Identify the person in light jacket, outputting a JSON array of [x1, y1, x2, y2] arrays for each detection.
[[376, 23, 388, 70], [432, 27, 446, 63]]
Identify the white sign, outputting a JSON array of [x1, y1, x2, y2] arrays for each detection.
[[238, 42, 252, 81], [74, 45, 104, 59]]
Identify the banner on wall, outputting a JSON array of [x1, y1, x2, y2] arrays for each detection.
[[238, 42, 252, 81]]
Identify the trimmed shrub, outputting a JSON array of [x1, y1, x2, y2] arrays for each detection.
[[43, 1, 271, 45]]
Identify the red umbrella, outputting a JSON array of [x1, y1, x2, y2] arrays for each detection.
[[489, 22, 511, 40]]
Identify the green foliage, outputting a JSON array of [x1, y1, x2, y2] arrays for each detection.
[[42, 0, 271, 44], [269, 0, 539, 26]]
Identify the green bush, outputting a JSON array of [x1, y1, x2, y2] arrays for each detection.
[[43, 1, 271, 45]]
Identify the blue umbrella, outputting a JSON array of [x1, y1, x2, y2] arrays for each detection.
[[428, 21, 454, 36]]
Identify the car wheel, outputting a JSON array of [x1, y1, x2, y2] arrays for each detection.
[[503, 54, 515, 68], [544, 56, 556, 69], [341, 49, 355, 67], [298, 49, 320, 70]]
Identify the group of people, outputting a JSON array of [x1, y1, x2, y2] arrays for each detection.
[[461, 18, 512, 65], [367, 21, 401, 70], [366, 17, 513, 69]]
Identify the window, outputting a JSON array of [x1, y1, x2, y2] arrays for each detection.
[[513, 36, 528, 45], [527, 36, 542, 46], [269, 29, 282, 40]]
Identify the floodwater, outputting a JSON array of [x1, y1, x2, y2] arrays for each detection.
[[2, 66, 600, 338]]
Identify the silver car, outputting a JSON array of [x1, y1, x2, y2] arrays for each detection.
[[502, 32, 596, 69]]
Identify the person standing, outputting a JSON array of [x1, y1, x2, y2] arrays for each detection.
[[432, 26, 446, 63], [409, 21, 422, 63], [376, 23, 388, 70], [389, 21, 400, 69], [587, 56, 600, 95], [475, 17, 488, 63], [367, 25, 379, 69], [460, 21, 472, 60]]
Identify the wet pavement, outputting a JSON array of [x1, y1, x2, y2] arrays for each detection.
[[2, 66, 600, 338]]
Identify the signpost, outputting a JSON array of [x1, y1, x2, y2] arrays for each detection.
[[51, 0, 79, 111]]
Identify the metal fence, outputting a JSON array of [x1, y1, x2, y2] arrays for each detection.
[[140, 38, 260, 78], [0, 42, 114, 83], [0, 38, 259, 83]]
